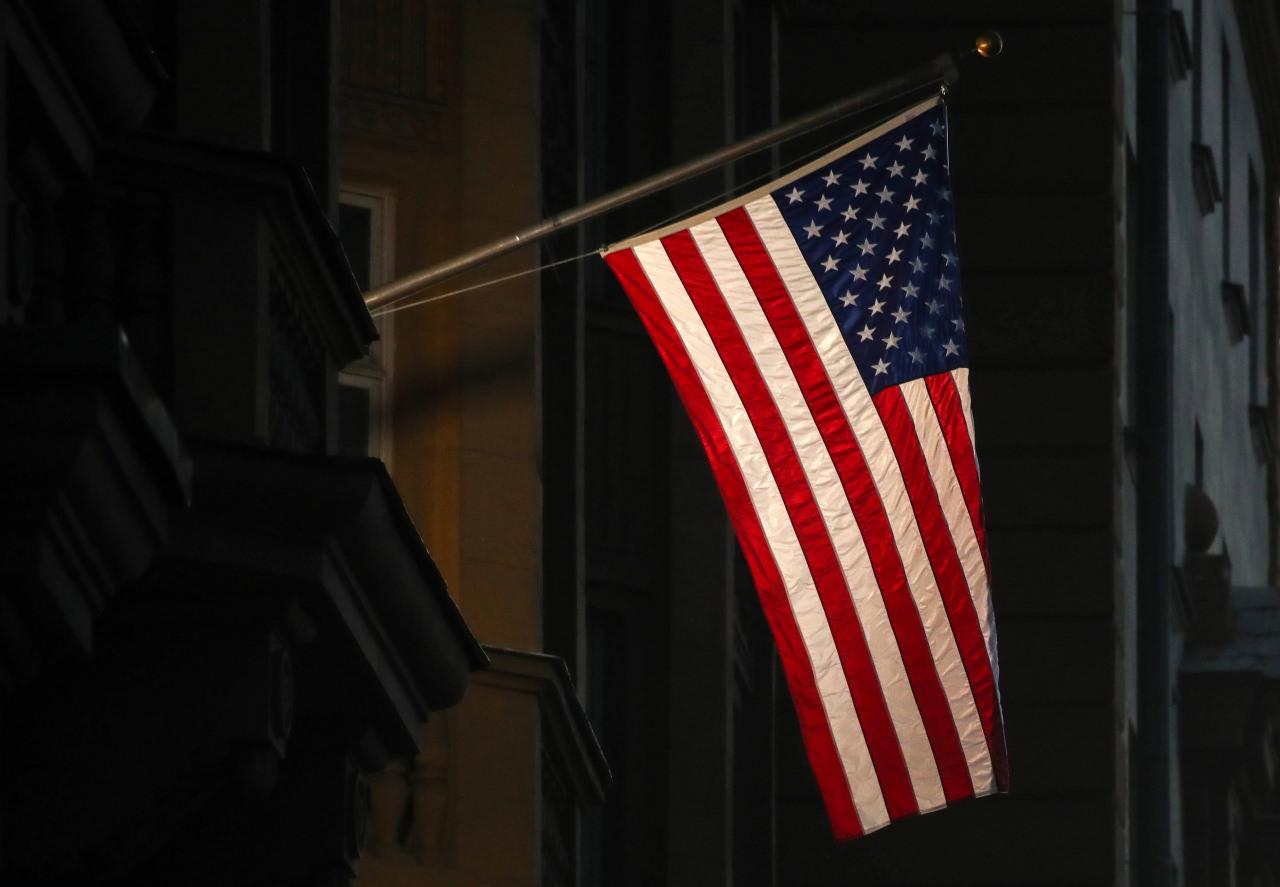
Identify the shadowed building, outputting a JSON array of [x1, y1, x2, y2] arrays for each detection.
[[0, 1, 483, 883], [343, 2, 1280, 885], [4, 1, 1280, 886]]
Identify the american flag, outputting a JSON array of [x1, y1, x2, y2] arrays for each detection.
[[602, 98, 1008, 839]]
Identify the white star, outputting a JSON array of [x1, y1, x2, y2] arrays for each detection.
[[943, 250, 958, 266], [857, 324, 876, 342], [904, 195, 921, 212], [911, 169, 928, 187], [943, 338, 960, 357], [877, 186, 895, 204], [832, 229, 850, 246], [888, 162, 905, 180], [886, 247, 903, 265], [892, 306, 911, 324], [930, 120, 945, 136], [841, 205, 860, 221], [926, 298, 942, 314], [839, 290, 858, 307], [852, 179, 870, 196], [922, 324, 937, 338], [859, 152, 878, 170], [868, 212, 886, 230], [919, 232, 935, 250], [803, 219, 822, 239], [894, 221, 911, 240], [821, 255, 840, 273], [937, 275, 952, 290], [882, 331, 901, 350], [815, 195, 833, 211], [876, 273, 893, 291], [786, 187, 804, 204], [909, 347, 925, 364], [922, 144, 938, 161], [822, 169, 842, 187], [910, 257, 926, 274], [851, 264, 868, 281], [937, 186, 952, 202], [895, 134, 913, 151], [952, 316, 966, 331], [901, 281, 920, 298], [869, 297, 886, 315], [857, 238, 877, 256], [872, 358, 890, 376], [926, 209, 942, 226]]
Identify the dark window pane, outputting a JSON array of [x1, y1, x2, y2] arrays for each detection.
[[339, 202, 373, 290], [337, 382, 371, 457]]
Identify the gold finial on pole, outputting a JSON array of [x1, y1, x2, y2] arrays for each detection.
[[974, 31, 1004, 59]]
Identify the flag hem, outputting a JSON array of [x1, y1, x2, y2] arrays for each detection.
[[601, 96, 941, 256]]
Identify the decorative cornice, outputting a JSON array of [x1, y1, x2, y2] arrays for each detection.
[[476, 646, 611, 806], [0, 324, 190, 690], [342, 87, 444, 146], [154, 441, 485, 754], [100, 135, 378, 363], [1235, 0, 1280, 173]]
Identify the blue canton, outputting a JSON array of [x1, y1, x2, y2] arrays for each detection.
[[771, 105, 967, 395]]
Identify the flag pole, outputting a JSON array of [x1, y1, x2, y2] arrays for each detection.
[[363, 32, 1003, 314]]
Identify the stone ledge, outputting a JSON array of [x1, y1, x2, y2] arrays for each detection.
[[475, 645, 611, 806], [0, 323, 190, 687]]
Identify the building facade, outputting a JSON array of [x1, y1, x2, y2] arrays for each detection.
[[0, 2, 484, 883], [4, 1, 1278, 885], [346, 1, 1280, 885]]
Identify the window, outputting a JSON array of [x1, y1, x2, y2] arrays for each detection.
[[1192, 0, 1203, 142], [1189, 1, 1222, 216], [1248, 163, 1261, 401], [1221, 34, 1231, 277], [337, 186, 396, 464]]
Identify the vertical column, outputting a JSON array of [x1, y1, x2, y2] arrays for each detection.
[[271, 0, 339, 221], [1136, 1, 1175, 885], [175, 0, 272, 151], [0, 28, 9, 320], [665, 2, 735, 884]]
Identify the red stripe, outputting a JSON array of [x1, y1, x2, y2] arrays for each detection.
[[659, 229, 919, 821], [924, 371, 1008, 789], [873, 382, 1008, 791], [603, 247, 864, 838], [716, 208, 974, 804], [925, 372, 991, 577]]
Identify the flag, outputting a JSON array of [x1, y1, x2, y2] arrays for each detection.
[[601, 97, 1007, 839]]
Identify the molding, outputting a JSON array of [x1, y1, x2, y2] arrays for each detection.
[[2, 0, 163, 182], [475, 646, 611, 806], [1192, 142, 1223, 216], [0, 324, 190, 690], [154, 441, 485, 754], [1182, 586, 1280, 752], [342, 87, 444, 147], [100, 135, 378, 364], [1223, 279, 1252, 342], [1250, 403, 1275, 464], [1235, 0, 1280, 173], [1170, 7, 1193, 83]]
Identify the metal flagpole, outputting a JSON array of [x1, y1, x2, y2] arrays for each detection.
[[363, 32, 1003, 314]]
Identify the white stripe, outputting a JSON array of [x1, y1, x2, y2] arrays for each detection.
[[952, 367, 978, 459], [947, 367, 1000, 702], [899, 379, 996, 794], [630, 240, 891, 831], [905, 376, 998, 672], [744, 196, 993, 791], [688, 220, 946, 812]]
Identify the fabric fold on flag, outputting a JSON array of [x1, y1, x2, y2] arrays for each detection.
[[601, 96, 1007, 840]]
